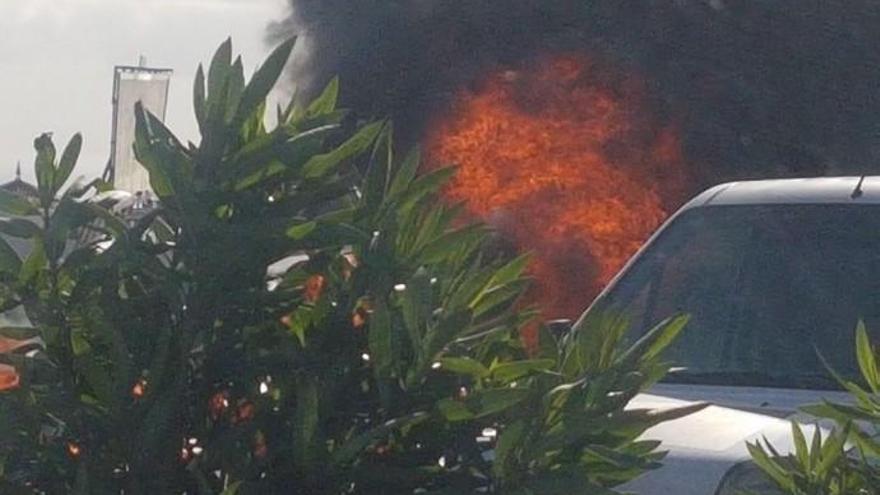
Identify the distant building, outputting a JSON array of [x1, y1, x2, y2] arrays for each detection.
[[105, 61, 173, 194], [0, 163, 38, 200], [0, 164, 38, 259], [0, 165, 38, 326]]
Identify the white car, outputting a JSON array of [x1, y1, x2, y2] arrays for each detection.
[[581, 177, 878, 494]]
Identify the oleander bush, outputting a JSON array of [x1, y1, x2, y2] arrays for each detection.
[[0, 38, 697, 494]]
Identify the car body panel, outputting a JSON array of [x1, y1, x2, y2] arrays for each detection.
[[688, 176, 880, 207], [576, 177, 877, 493], [620, 385, 850, 494]]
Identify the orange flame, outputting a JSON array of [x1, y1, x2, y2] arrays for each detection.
[[427, 55, 688, 322]]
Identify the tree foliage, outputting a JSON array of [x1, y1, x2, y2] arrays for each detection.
[[0, 38, 695, 494]]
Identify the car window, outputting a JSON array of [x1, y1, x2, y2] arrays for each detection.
[[599, 204, 880, 389]]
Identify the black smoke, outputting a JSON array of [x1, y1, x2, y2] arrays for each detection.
[[270, 0, 880, 187]]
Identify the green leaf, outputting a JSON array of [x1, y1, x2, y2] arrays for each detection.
[[641, 314, 690, 363], [423, 310, 472, 361], [332, 412, 429, 465], [81, 201, 127, 237], [583, 444, 655, 470], [388, 147, 422, 197], [472, 279, 529, 318], [229, 123, 334, 189], [437, 357, 490, 378], [287, 221, 317, 240], [437, 388, 530, 422], [302, 121, 384, 178], [419, 224, 488, 265], [133, 102, 193, 199], [368, 296, 394, 378], [816, 425, 848, 475], [294, 109, 348, 133], [277, 88, 298, 125], [293, 376, 320, 467], [469, 253, 530, 312], [855, 321, 880, 393], [291, 221, 370, 248], [0, 219, 40, 239], [448, 265, 497, 310], [193, 64, 207, 133], [403, 207, 444, 259], [747, 440, 795, 490], [535, 324, 560, 360], [241, 103, 270, 145], [18, 238, 46, 285], [0, 327, 39, 341], [207, 37, 233, 107], [802, 401, 879, 423], [396, 166, 456, 213], [0, 237, 21, 275], [437, 398, 476, 421], [76, 351, 113, 405], [362, 123, 393, 212], [791, 421, 808, 467], [489, 254, 531, 289], [604, 403, 709, 437], [490, 359, 555, 383], [285, 306, 312, 347], [233, 37, 297, 128], [493, 419, 526, 481], [54, 133, 82, 190], [224, 56, 246, 123], [220, 482, 242, 495], [808, 422, 822, 471], [617, 314, 690, 368], [400, 268, 432, 353], [71, 330, 92, 356], [305, 77, 339, 117], [626, 439, 664, 457], [34, 133, 56, 203], [849, 427, 880, 459]]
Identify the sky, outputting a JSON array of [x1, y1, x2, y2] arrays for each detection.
[[0, 0, 290, 184]]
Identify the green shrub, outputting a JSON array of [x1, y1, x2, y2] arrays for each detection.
[[747, 322, 880, 495], [0, 38, 697, 494]]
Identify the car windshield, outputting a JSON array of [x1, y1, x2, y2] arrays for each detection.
[[597, 203, 880, 390]]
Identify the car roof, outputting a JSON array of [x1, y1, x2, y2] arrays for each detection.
[[684, 176, 880, 209]]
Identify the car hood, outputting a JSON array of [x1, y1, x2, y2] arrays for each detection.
[[619, 383, 851, 495]]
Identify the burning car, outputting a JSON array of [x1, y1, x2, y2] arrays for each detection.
[[581, 176, 878, 494]]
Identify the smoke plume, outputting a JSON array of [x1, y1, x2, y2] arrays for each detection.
[[271, 0, 880, 184], [270, 1, 880, 320]]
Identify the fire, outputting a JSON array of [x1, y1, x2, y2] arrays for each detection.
[[427, 55, 688, 322]]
